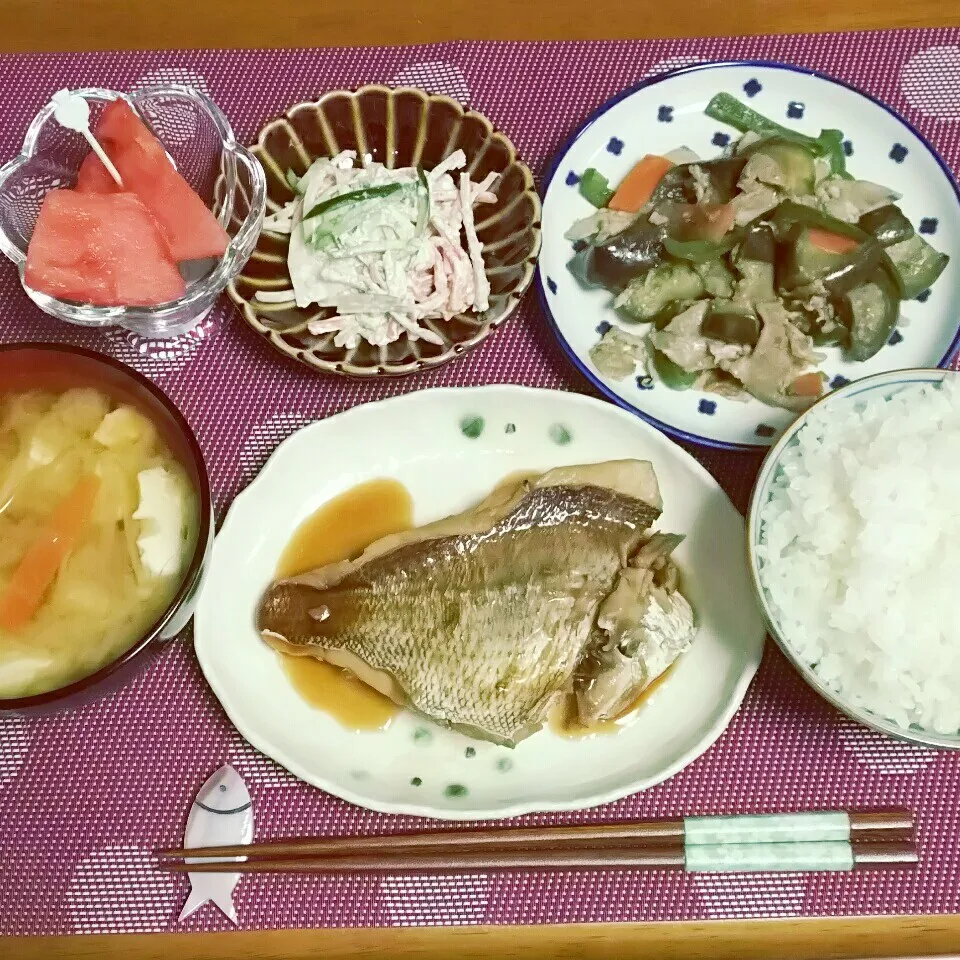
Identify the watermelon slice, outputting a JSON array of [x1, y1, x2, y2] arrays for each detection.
[[75, 152, 120, 193], [77, 101, 230, 263], [95, 100, 168, 160], [24, 189, 187, 306]]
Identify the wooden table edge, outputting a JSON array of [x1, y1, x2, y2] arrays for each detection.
[[7, 915, 960, 959]]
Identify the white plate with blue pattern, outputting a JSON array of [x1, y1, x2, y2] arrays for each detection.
[[538, 60, 960, 450]]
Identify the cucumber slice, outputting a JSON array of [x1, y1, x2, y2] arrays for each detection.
[[614, 263, 705, 321], [886, 234, 950, 300]]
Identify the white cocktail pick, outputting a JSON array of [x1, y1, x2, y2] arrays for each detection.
[[50, 89, 124, 188]]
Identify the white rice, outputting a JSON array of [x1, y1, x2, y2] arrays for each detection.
[[756, 376, 960, 735]]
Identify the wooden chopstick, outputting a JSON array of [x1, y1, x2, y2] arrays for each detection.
[[157, 838, 917, 874], [157, 809, 913, 861]]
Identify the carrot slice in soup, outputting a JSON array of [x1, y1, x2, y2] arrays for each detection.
[[608, 155, 674, 213], [0, 474, 100, 631], [807, 228, 859, 255]]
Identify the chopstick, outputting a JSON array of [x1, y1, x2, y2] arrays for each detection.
[[157, 809, 913, 861], [156, 810, 916, 875], [157, 838, 916, 874]]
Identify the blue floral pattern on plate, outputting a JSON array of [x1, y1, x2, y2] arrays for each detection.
[[606, 136, 624, 155], [657, 105, 673, 122], [565, 170, 579, 186], [743, 78, 762, 97], [890, 143, 908, 162]]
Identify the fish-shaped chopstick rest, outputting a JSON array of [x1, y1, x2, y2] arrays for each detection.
[[179, 764, 253, 924]]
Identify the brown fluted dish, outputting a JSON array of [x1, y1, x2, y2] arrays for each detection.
[[228, 86, 542, 377]]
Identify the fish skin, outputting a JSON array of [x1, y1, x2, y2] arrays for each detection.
[[259, 461, 662, 747]]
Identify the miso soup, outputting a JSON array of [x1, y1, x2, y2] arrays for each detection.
[[0, 387, 198, 698]]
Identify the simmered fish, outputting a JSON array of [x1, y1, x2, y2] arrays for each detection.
[[258, 460, 697, 746]]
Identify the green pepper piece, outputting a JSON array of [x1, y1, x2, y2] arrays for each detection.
[[651, 348, 699, 390], [578, 168, 614, 208], [771, 201, 906, 297], [664, 235, 738, 264], [303, 182, 406, 221], [704, 93, 848, 176]]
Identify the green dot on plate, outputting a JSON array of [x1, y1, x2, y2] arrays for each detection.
[[495, 758, 513, 772], [549, 423, 572, 445], [413, 727, 433, 744], [460, 415, 485, 439], [504, 423, 516, 434], [410, 777, 422, 786], [465, 746, 476, 758], [444, 783, 469, 798]]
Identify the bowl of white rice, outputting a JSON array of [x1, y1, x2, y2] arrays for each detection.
[[748, 367, 960, 749]]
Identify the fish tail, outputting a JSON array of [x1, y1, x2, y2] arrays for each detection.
[[178, 884, 208, 923], [178, 882, 238, 926]]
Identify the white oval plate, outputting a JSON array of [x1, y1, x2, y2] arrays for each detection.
[[195, 386, 765, 819], [538, 60, 960, 451]]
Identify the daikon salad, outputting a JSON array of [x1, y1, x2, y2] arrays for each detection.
[[258, 149, 499, 349]]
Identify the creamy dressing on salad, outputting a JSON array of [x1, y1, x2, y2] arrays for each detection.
[[258, 150, 498, 349]]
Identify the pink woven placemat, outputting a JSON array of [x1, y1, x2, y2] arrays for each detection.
[[1, 30, 960, 935]]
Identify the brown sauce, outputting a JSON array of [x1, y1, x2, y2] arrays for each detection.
[[548, 662, 678, 738], [274, 478, 412, 731]]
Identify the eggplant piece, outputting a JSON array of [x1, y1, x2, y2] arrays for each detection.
[[695, 258, 737, 298], [649, 299, 699, 330], [568, 219, 666, 292], [838, 269, 900, 362], [743, 139, 816, 193], [858, 204, 915, 247], [886, 234, 950, 300], [615, 262, 705, 322], [739, 222, 776, 263], [703, 306, 762, 346], [651, 348, 699, 390], [651, 165, 698, 204], [699, 156, 750, 202]]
